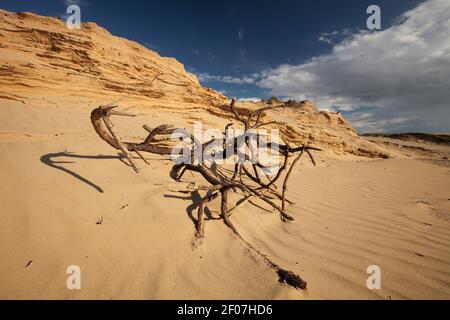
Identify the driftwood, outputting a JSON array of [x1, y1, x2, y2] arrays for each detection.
[[90, 99, 320, 290]]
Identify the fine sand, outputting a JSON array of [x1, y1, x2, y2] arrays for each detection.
[[0, 100, 449, 299]]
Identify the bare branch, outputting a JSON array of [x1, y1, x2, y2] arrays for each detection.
[[100, 107, 140, 173], [90, 97, 320, 291]]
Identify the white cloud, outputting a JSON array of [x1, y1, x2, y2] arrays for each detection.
[[208, 53, 216, 60], [256, 0, 450, 132], [217, 89, 228, 95], [238, 97, 261, 102], [344, 110, 416, 132], [196, 72, 257, 84], [318, 28, 352, 44], [238, 28, 244, 42]]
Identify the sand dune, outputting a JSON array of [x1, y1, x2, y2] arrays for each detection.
[[0, 9, 449, 300], [0, 99, 449, 299]]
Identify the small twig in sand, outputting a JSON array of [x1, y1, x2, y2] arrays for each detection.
[[120, 203, 130, 210], [96, 216, 104, 225]]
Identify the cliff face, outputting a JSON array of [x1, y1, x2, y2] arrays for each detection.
[[220, 100, 390, 158], [0, 9, 388, 158], [0, 9, 227, 106]]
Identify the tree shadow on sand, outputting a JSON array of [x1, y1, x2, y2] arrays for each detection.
[[40, 152, 130, 193], [164, 190, 221, 227]]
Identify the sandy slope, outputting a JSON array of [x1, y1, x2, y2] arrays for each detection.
[[0, 100, 449, 299]]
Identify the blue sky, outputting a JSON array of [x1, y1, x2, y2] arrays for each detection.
[[1, 0, 449, 133]]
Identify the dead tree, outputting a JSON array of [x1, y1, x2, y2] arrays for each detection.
[[90, 99, 320, 290]]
